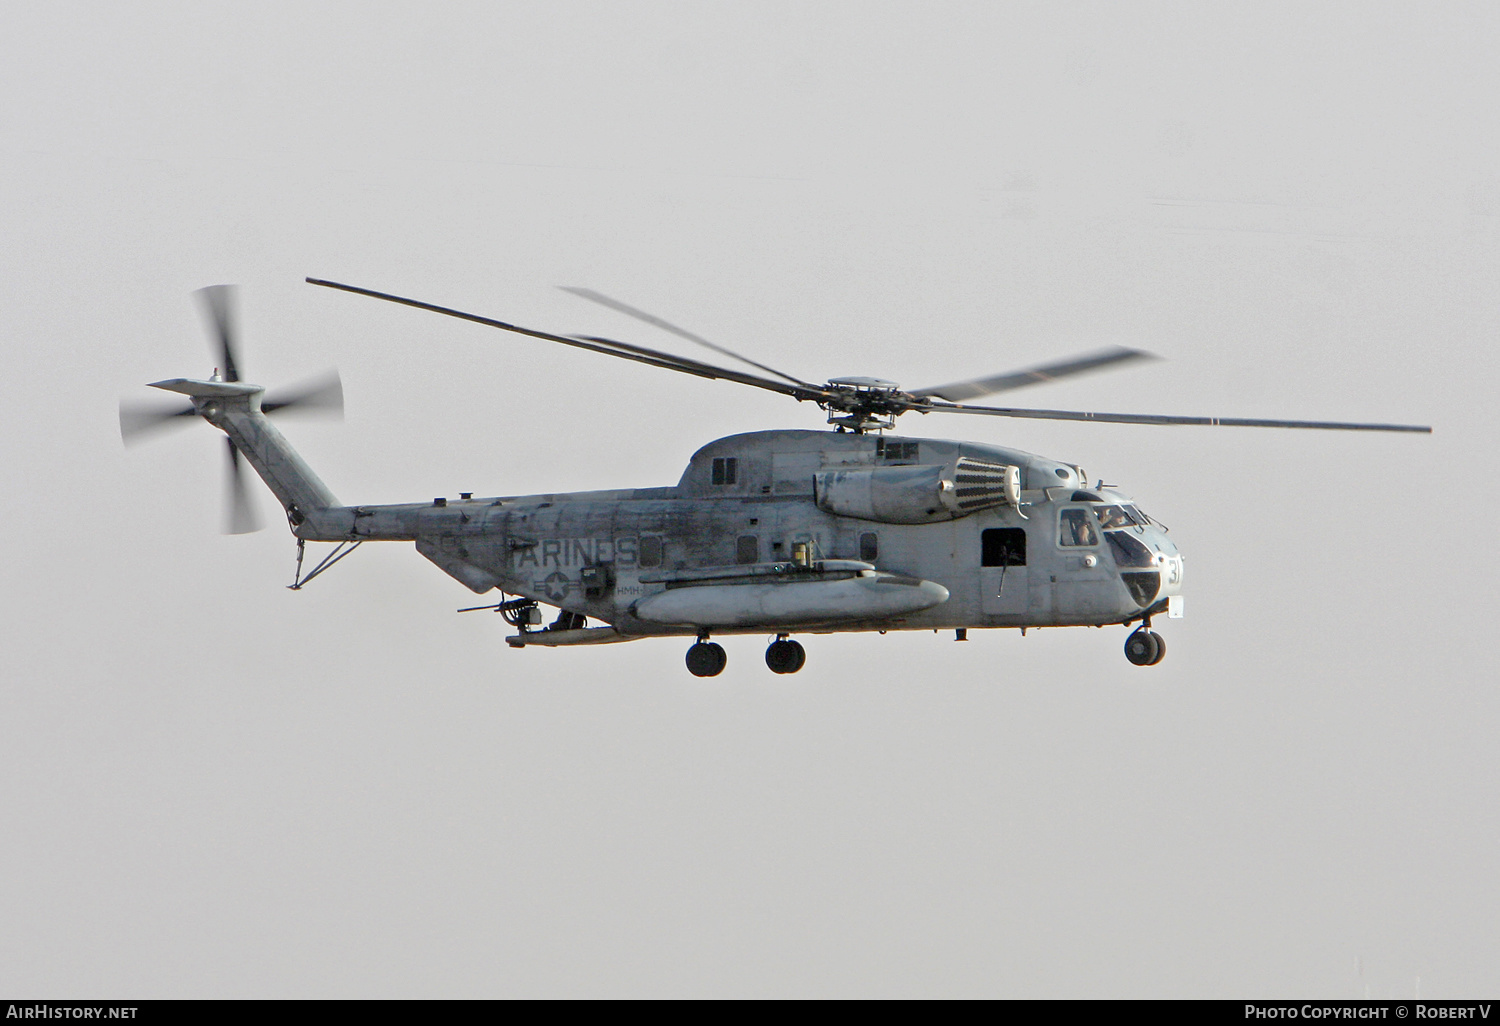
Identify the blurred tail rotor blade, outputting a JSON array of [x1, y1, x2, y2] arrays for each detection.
[[119, 400, 198, 444], [224, 438, 263, 534], [195, 284, 241, 382], [262, 371, 343, 417]]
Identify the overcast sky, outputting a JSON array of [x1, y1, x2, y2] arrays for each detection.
[[2, 1, 1496, 998]]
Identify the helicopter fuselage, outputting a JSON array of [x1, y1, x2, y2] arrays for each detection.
[[305, 428, 1184, 640]]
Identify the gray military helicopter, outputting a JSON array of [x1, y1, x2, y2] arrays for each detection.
[[121, 281, 1430, 676]]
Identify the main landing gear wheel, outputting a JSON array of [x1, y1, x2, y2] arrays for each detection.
[[686, 641, 727, 677], [1125, 629, 1163, 666], [765, 638, 806, 674]]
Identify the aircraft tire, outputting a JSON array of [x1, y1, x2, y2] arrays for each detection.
[[766, 639, 806, 674], [687, 641, 727, 677], [1124, 629, 1159, 666], [1146, 631, 1166, 665]]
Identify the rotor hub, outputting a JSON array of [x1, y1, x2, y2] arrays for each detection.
[[821, 378, 916, 432]]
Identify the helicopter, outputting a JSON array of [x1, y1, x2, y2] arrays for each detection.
[[120, 280, 1431, 676]]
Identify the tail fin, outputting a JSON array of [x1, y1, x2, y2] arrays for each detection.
[[150, 378, 341, 533]]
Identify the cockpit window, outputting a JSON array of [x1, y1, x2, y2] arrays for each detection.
[[1134, 506, 1165, 530], [1058, 508, 1098, 547], [1105, 530, 1155, 568], [1096, 504, 1146, 530]]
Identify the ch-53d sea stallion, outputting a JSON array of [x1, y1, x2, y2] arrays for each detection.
[[120, 280, 1430, 676]]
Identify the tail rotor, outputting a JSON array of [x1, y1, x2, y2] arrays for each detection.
[[196, 284, 241, 385], [223, 435, 261, 534], [119, 285, 343, 533]]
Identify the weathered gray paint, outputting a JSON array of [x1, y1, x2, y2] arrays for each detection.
[[184, 385, 1182, 641]]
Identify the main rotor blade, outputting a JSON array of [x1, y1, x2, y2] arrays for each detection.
[[910, 346, 1157, 402], [224, 438, 263, 534], [195, 285, 241, 382], [261, 371, 344, 417], [306, 278, 825, 403], [567, 334, 827, 399], [560, 286, 819, 390], [920, 400, 1432, 433], [119, 400, 197, 444]]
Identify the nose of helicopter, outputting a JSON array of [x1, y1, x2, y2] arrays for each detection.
[[1150, 533, 1184, 602], [1110, 517, 1183, 611]]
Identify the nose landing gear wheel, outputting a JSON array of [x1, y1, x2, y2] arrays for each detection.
[[765, 638, 806, 674], [1125, 629, 1162, 666], [686, 641, 727, 677], [1146, 631, 1166, 665]]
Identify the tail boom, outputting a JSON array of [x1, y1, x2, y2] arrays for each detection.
[[150, 378, 341, 535]]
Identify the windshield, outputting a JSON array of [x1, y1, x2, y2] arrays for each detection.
[[1095, 504, 1147, 530]]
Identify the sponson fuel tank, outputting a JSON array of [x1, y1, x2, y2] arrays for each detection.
[[634, 572, 950, 628]]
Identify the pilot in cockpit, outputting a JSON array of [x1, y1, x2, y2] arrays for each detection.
[[1061, 508, 1098, 546], [1097, 505, 1131, 530]]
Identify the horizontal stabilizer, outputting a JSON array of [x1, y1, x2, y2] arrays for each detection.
[[149, 378, 264, 399]]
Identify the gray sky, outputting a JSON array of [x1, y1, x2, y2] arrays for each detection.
[[2, 0, 1495, 998]]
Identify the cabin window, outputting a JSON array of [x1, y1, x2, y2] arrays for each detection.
[[1058, 508, 1098, 547], [981, 528, 1026, 566], [735, 535, 759, 564], [711, 457, 738, 485], [639, 535, 662, 568], [876, 439, 919, 461], [859, 532, 879, 562]]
